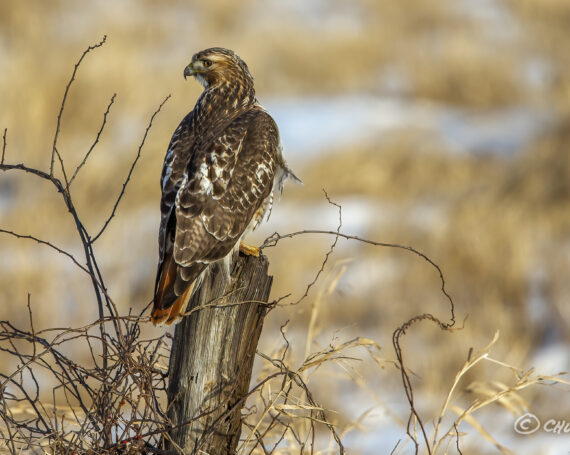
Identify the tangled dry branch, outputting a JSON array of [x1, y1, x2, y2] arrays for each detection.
[[1, 37, 174, 454], [260, 199, 458, 455]]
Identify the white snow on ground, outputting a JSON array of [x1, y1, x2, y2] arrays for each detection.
[[266, 96, 554, 161]]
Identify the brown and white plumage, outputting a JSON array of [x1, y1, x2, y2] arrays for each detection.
[[151, 48, 297, 325]]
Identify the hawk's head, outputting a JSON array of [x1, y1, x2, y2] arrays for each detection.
[[184, 48, 254, 91]]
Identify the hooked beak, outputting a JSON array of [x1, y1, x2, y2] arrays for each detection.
[[183, 63, 195, 80]]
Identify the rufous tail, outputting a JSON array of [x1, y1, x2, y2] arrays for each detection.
[[151, 282, 194, 325], [151, 252, 194, 325]]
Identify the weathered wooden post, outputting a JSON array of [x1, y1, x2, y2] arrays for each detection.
[[166, 254, 272, 454]]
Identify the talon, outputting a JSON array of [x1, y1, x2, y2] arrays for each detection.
[[239, 242, 260, 257]]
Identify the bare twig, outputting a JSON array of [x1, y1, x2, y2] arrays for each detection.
[[92, 94, 171, 242], [287, 189, 343, 307], [54, 147, 70, 189], [454, 423, 463, 455], [263, 229, 456, 324], [0, 228, 91, 275], [393, 315, 440, 454], [0, 160, 118, 345], [1, 128, 6, 164], [50, 35, 107, 176], [1, 161, 64, 183], [68, 93, 117, 188]]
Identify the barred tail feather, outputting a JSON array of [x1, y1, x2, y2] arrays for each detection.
[[151, 251, 195, 325], [151, 281, 194, 325]]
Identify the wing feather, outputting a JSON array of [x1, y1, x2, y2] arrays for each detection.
[[152, 107, 281, 324]]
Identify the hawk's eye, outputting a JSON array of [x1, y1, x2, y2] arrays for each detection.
[[202, 59, 212, 68]]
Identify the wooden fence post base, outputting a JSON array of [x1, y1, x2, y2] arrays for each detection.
[[166, 254, 272, 454]]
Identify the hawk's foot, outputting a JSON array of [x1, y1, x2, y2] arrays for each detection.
[[239, 242, 260, 257]]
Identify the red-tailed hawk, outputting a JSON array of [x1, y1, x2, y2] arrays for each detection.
[[151, 47, 298, 325]]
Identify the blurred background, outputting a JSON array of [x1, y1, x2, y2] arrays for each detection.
[[0, 0, 569, 453]]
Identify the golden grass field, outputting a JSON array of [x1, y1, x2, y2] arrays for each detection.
[[1, 0, 569, 453]]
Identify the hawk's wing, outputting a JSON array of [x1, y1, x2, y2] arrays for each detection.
[[151, 108, 278, 324], [157, 112, 194, 266]]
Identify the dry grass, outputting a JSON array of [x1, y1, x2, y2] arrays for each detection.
[[240, 268, 568, 455]]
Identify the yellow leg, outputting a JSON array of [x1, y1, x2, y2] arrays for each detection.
[[239, 242, 260, 257]]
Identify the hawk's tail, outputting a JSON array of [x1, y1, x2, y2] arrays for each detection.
[[151, 252, 195, 326], [151, 282, 194, 325]]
